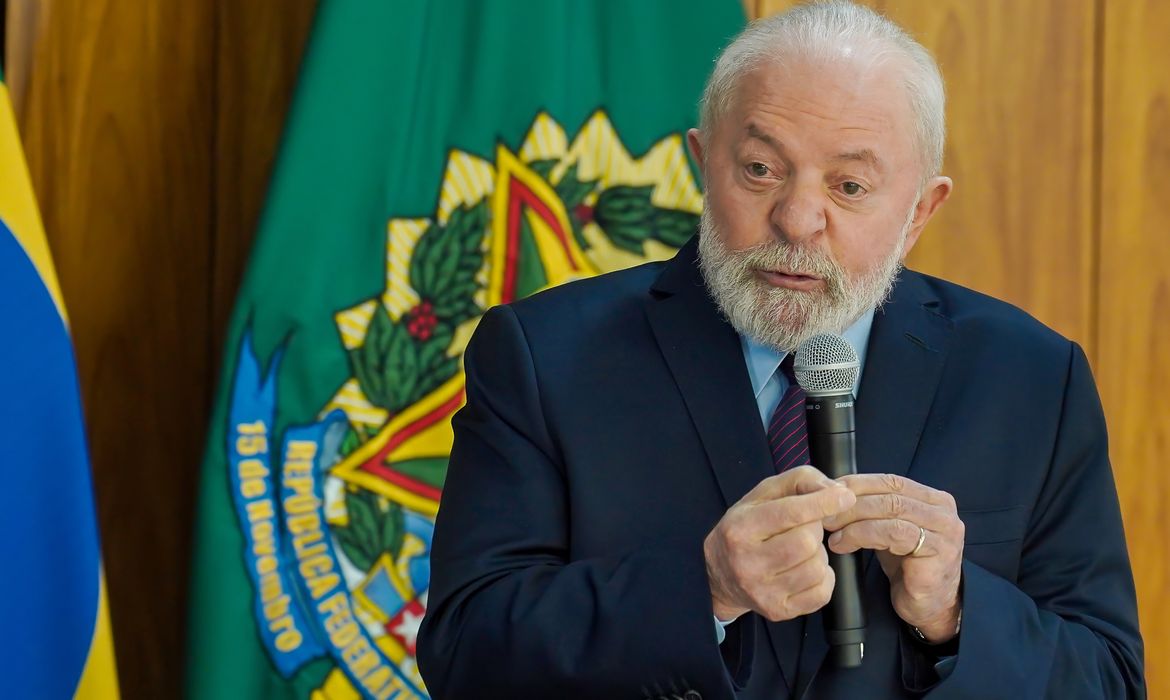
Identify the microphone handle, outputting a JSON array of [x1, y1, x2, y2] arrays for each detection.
[[806, 392, 866, 668]]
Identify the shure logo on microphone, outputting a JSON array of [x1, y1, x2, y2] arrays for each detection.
[[835, 401, 854, 409]]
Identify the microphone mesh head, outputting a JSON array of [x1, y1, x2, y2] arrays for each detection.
[[793, 333, 860, 396]]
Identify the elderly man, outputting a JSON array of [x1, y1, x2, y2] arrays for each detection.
[[417, 2, 1144, 698]]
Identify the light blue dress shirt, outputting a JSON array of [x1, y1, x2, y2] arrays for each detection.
[[714, 311, 875, 645], [740, 312, 876, 426]]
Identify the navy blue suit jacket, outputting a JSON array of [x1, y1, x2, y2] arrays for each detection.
[[417, 238, 1144, 699]]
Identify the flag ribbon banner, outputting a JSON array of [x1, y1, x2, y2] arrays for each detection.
[[229, 332, 429, 696], [227, 335, 327, 676]]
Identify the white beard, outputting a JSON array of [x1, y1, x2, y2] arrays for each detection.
[[697, 204, 914, 353]]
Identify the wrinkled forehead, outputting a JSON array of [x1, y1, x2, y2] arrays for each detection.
[[728, 54, 920, 163]]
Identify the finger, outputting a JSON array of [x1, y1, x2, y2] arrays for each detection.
[[764, 543, 829, 590], [756, 522, 828, 573], [836, 473, 956, 510], [827, 519, 934, 556], [760, 566, 836, 622], [822, 493, 954, 533], [708, 522, 822, 594], [747, 485, 855, 539], [746, 465, 836, 503], [744, 465, 836, 504]]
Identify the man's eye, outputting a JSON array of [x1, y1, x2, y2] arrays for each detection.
[[748, 162, 770, 177], [840, 181, 866, 196]]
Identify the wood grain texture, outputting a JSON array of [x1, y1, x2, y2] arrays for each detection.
[[5, 1, 316, 697], [212, 1, 317, 368], [755, 0, 1097, 352], [1099, 0, 1170, 694], [6, 0, 214, 696]]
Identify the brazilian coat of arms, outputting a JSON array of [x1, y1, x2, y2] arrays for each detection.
[[225, 111, 703, 698]]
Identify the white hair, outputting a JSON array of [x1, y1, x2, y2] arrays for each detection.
[[699, 0, 946, 179]]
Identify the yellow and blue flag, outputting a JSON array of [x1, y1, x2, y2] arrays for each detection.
[[0, 66, 120, 698]]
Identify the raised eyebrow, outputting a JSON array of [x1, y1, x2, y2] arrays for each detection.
[[745, 123, 782, 149], [832, 149, 882, 171]]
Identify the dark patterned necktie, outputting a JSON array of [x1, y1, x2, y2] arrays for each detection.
[[769, 354, 809, 473]]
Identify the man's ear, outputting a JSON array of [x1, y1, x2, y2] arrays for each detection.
[[901, 176, 953, 258], [687, 128, 706, 176]]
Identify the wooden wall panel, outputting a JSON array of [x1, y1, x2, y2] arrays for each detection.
[[212, 2, 317, 367], [1099, 0, 1170, 694], [6, 1, 215, 696], [755, 0, 1097, 351], [5, 1, 316, 697]]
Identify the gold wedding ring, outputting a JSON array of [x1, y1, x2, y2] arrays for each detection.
[[910, 525, 927, 557]]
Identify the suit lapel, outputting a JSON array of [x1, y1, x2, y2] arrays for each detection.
[[854, 270, 953, 486], [643, 239, 773, 511], [853, 270, 953, 582], [796, 270, 955, 696], [644, 239, 803, 691]]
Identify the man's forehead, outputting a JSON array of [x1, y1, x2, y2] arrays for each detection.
[[732, 56, 912, 134]]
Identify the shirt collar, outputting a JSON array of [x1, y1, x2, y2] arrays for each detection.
[[740, 309, 876, 398]]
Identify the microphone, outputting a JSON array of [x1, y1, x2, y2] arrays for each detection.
[[794, 333, 866, 668]]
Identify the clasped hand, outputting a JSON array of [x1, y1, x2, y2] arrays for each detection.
[[704, 467, 963, 643]]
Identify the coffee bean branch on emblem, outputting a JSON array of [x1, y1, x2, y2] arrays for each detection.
[[336, 202, 484, 569], [348, 201, 488, 418], [337, 204, 489, 575], [346, 155, 700, 431]]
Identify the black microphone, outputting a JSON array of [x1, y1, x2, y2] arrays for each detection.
[[794, 333, 866, 668]]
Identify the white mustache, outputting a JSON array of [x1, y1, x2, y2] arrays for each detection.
[[732, 240, 849, 302], [696, 206, 907, 352]]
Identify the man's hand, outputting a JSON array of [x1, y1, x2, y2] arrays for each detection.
[[704, 465, 857, 623], [824, 473, 964, 643]]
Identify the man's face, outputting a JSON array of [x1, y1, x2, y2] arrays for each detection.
[[690, 55, 951, 351]]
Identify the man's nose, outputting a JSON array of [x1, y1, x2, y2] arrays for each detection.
[[769, 179, 826, 244]]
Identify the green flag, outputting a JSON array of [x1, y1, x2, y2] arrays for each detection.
[[185, 2, 745, 697]]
